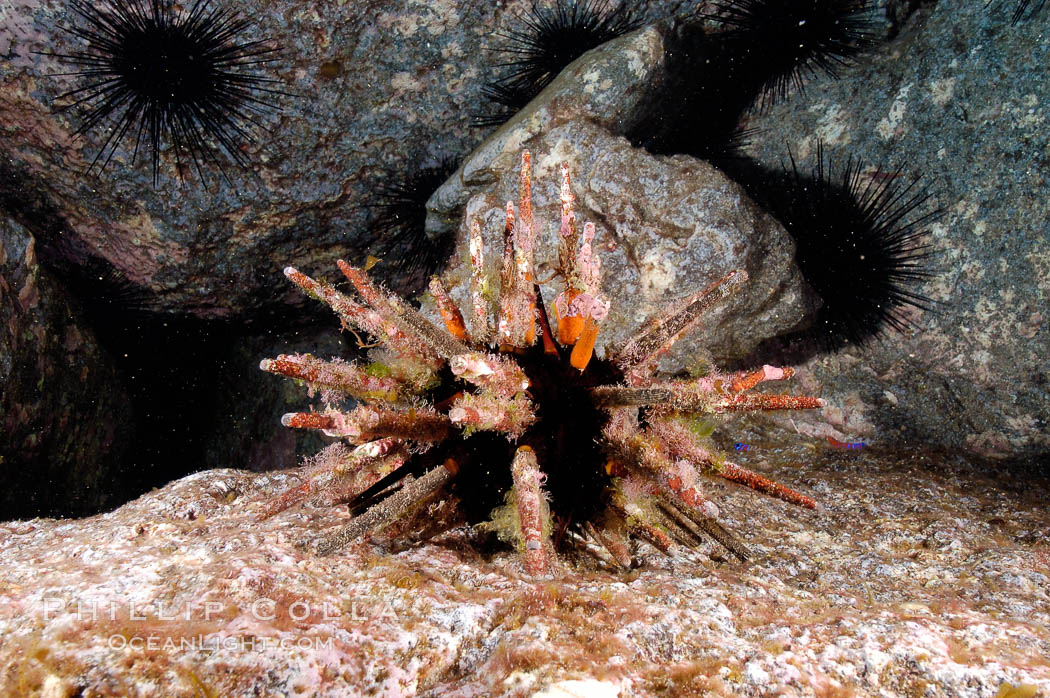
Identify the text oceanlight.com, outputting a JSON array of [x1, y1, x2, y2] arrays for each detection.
[[107, 635, 334, 652]]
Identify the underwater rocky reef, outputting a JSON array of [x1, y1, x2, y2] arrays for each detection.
[[1, 0, 1048, 695]]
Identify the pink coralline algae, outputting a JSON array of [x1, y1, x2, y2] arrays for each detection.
[[259, 151, 825, 574]]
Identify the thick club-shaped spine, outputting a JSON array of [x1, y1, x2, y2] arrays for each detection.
[[283, 266, 438, 367], [614, 270, 747, 383], [511, 446, 550, 575], [260, 354, 401, 401], [448, 392, 536, 439]]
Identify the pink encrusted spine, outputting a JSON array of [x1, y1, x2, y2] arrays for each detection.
[[515, 151, 536, 297], [260, 440, 411, 520], [321, 404, 451, 444], [608, 491, 675, 554], [626, 514, 674, 554], [578, 223, 603, 297], [448, 392, 536, 439], [281, 412, 336, 430], [558, 160, 580, 282], [448, 352, 530, 398], [603, 408, 720, 520], [585, 519, 632, 569], [339, 260, 469, 360], [468, 219, 490, 344], [259, 148, 828, 572], [260, 354, 400, 401], [591, 367, 825, 414], [718, 461, 818, 510], [717, 393, 825, 411], [283, 266, 440, 369], [554, 223, 610, 341], [650, 417, 817, 509], [320, 444, 411, 506], [497, 201, 517, 346], [511, 446, 550, 575], [497, 152, 538, 348]]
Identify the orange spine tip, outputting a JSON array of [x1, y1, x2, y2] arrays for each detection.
[[558, 315, 584, 346], [429, 277, 469, 342], [729, 365, 796, 394], [729, 368, 765, 394], [569, 316, 599, 371], [534, 286, 560, 356], [555, 290, 584, 345]]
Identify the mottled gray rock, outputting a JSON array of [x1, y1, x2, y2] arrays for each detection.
[[3, 0, 493, 312], [429, 28, 818, 362], [0, 216, 131, 517], [737, 0, 1050, 459], [1, 442, 1047, 696]]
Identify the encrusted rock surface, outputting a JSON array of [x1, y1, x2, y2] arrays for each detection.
[[2, 440, 1047, 696]]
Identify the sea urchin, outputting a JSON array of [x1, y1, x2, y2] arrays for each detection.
[[260, 151, 826, 574], [702, 0, 878, 110], [45, 0, 283, 184], [363, 157, 461, 294], [752, 146, 939, 349], [475, 0, 643, 127]]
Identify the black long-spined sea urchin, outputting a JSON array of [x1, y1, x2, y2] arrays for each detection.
[[365, 158, 460, 294], [757, 147, 940, 349], [45, 0, 284, 184], [996, 0, 1047, 22], [702, 0, 878, 110], [475, 0, 643, 127]]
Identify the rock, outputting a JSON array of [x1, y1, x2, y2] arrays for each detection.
[[429, 28, 818, 362], [0, 216, 132, 517], [1, 443, 1047, 696], [733, 0, 1050, 459], [4, 0, 490, 311]]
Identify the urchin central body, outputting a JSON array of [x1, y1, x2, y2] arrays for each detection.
[[260, 151, 824, 575], [503, 345, 620, 523]]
